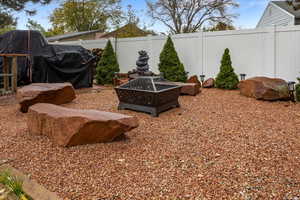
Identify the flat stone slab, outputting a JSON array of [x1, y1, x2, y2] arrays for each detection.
[[173, 82, 201, 96], [157, 81, 200, 96], [238, 77, 289, 101], [17, 83, 76, 113], [27, 103, 139, 147]]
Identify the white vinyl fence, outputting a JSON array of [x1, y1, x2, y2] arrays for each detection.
[[55, 25, 300, 82]]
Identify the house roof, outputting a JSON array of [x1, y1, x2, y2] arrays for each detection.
[[100, 23, 152, 38], [47, 24, 154, 42], [47, 30, 103, 42], [272, 1, 300, 18]]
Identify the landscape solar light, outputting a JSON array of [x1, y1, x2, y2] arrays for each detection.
[[159, 72, 164, 78], [240, 73, 246, 81], [288, 81, 296, 92], [199, 75, 205, 83], [114, 72, 118, 78], [288, 81, 296, 102]]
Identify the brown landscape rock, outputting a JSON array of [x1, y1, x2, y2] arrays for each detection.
[[187, 75, 201, 86], [238, 76, 290, 101], [156, 81, 200, 96], [180, 83, 200, 96], [17, 83, 76, 113], [172, 82, 200, 96], [202, 78, 215, 88], [27, 103, 138, 147]]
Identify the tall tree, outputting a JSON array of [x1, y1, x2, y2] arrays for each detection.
[[204, 22, 235, 31], [124, 5, 140, 25], [286, 0, 300, 10], [0, 7, 16, 33], [50, 0, 122, 33], [26, 19, 55, 37], [0, 9, 16, 29], [1, 0, 53, 15], [111, 4, 156, 37], [0, 25, 16, 34], [26, 19, 46, 31], [147, 0, 238, 34], [0, 0, 53, 33]]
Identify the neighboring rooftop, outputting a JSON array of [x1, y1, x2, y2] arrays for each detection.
[[47, 24, 155, 42], [272, 1, 300, 18], [47, 30, 104, 42], [100, 23, 154, 38]]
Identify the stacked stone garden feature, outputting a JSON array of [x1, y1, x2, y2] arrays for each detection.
[[128, 50, 154, 78], [215, 48, 239, 90], [136, 50, 149, 74]]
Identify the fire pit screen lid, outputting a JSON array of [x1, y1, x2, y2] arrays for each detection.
[[118, 76, 177, 92]]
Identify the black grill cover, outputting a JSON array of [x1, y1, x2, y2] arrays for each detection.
[[0, 30, 95, 88]]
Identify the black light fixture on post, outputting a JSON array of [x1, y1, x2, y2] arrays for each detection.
[[159, 72, 164, 78], [240, 73, 246, 81], [199, 75, 205, 88], [199, 75, 205, 83], [288, 81, 296, 102]]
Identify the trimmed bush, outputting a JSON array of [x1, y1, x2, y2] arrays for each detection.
[[296, 78, 300, 102], [215, 48, 239, 90], [159, 36, 188, 82], [96, 40, 119, 85]]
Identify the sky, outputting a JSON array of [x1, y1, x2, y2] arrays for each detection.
[[13, 0, 272, 32]]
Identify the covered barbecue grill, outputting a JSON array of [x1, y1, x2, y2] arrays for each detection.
[[0, 30, 95, 89], [115, 76, 181, 117]]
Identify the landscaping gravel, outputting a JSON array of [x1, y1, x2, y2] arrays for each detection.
[[0, 88, 300, 200]]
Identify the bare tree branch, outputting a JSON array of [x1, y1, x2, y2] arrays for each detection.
[[147, 0, 239, 34]]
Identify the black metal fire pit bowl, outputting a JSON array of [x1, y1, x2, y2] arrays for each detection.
[[114, 76, 181, 117]]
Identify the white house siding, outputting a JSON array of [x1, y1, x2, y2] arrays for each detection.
[[257, 3, 295, 28]]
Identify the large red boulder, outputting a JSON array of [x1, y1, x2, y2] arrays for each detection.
[[238, 77, 290, 101], [202, 78, 215, 88], [27, 103, 139, 147], [17, 83, 76, 113]]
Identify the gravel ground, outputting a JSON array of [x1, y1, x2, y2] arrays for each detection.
[[0, 88, 300, 200]]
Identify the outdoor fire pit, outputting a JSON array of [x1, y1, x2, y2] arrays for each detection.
[[115, 77, 181, 117]]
